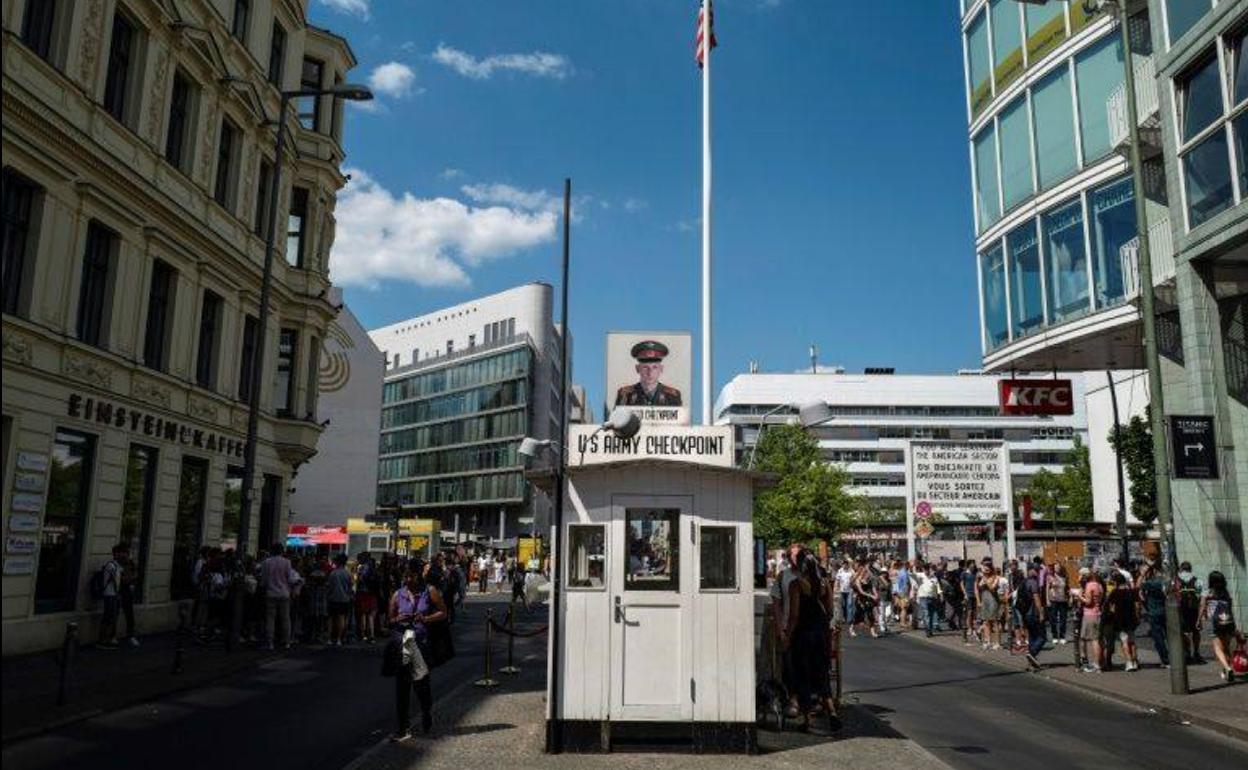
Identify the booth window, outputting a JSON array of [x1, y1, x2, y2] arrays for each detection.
[[624, 508, 679, 591], [699, 526, 737, 591], [567, 525, 605, 588]]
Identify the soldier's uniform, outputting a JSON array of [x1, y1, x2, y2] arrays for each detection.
[[614, 340, 683, 407]]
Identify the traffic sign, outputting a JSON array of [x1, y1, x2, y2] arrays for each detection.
[[1170, 415, 1218, 479], [915, 501, 933, 519], [915, 520, 935, 539]]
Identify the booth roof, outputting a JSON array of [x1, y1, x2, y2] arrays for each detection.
[[524, 459, 776, 495]]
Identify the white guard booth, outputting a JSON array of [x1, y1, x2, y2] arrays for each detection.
[[539, 424, 763, 753]]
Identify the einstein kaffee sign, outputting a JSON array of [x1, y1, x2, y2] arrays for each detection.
[[908, 440, 1009, 518]]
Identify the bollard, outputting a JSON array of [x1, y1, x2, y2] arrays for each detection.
[[474, 608, 500, 688], [57, 621, 79, 707], [499, 603, 520, 676], [172, 603, 188, 675]]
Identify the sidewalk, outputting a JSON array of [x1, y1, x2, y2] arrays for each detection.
[[1, 630, 282, 744], [345, 650, 951, 770], [906, 628, 1248, 742]]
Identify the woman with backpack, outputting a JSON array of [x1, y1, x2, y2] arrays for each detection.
[[388, 564, 448, 740], [1200, 571, 1239, 683]]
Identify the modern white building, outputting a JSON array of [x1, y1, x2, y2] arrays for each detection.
[[367, 283, 566, 544], [288, 290, 384, 526], [714, 370, 1138, 524]]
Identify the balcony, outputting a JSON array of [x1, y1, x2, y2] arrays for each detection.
[[1108, 54, 1161, 155], [1120, 216, 1176, 300]]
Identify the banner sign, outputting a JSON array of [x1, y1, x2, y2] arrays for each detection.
[[605, 331, 692, 425], [998, 378, 1074, 416], [1170, 415, 1218, 480], [569, 424, 733, 468], [909, 440, 1008, 517]]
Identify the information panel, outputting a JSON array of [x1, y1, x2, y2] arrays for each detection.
[[909, 440, 1008, 518]]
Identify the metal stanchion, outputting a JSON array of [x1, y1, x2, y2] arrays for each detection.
[[57, 621, 78, 707], [499, 602, 520, 675], [172, 603, 188, 675], [474, 608, 499, 688]]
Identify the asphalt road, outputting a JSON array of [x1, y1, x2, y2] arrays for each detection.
[[1, 593, 546, 770], [840, 631, 1248, 770]]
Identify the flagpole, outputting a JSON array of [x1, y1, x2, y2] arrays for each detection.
[[700, 0, 713, 426]]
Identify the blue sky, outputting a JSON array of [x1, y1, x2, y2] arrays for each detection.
[[312, 0, 979, 417]]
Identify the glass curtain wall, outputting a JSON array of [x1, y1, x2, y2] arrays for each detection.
[[1024, 1, 1066, 62], [974, 125, 1000, 231], [1075, 36, 1124, 164], [1043, 199, 1090, 323], [999, 96, 1034, 210], [1088, 176, 1135, 308], [1007, 221, 1043, 338], [968, 9, 992, 117], [1033, 66, 1077, 188], [981, 243, 1009, 350], [990, 0, 1023, 91]]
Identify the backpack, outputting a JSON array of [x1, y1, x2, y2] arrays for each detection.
[[89, 561, 117, 601], [1179, 577, 1201, 614], [1013, 577, 1034, 612]]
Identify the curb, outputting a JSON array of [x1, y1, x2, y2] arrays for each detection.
[[840, 703, 958, 770], [901, 632, 1248, 744], [1, 648, 285, 747]]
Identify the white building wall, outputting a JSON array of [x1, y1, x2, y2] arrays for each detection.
[[1083, 370, 1149, 525], [289, 292, 384, 525]]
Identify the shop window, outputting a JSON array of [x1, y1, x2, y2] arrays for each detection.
[[36, 429, 95, 614], [171, 456, 207, 600], [980, 242, 1009, 350], [77, 221, 116, 348], [1007, 220, 1043, 338], [699, 526, 737, 590], [143, 259, 175, 371], [223, 466, 244, 550], [567, 525, 605, 588], [624, 508, 679, 591], [275, 328, 298, 416], [1043, 198, 1091, 323], [2, 169, 41, 318], [120, 444, 157, 602]]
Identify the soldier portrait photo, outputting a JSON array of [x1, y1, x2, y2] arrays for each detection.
[[614, 340, 683, 407]]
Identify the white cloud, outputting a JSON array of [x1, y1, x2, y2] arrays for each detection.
[[317, 0, 369, 19], [675, 217, 702, 233], [368, 62, 416, 98], [623, 198, 648, 213], [461, 183, 557, 212], [440, 167, 464, 180], [432, 44, 573, 80], [330, 169, 557, 289]]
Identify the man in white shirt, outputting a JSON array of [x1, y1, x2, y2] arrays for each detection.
[[261, 544, 302, 650], [914, 563, 944, 637], [835, 561, 856, 625]]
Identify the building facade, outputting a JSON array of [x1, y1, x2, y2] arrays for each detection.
[[714, 371, 1102, 522], [288, 289, 383, 525], [2, 0, 357, 654], [960, 0, 1247, 607], [368, 283, 566, 544]]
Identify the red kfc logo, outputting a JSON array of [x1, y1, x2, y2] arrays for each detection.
[[999, 379, 1074, 416]]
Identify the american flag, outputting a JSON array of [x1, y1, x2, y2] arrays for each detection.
[[696, 1, 717, 68]]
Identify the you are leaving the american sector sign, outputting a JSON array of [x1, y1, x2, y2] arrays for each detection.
[[909, 441, 1008, 517]]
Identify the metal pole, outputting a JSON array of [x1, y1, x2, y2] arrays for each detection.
[[1113, 0, 1187, 694], [500, 601, 520, 675], [700, 0, 713, 425], [1106, 370, 1130, 563], [238, 95, 290, 558], [474, 608, 499, 687], [545, 179, 571, 753], [57, 621, 78, 707]]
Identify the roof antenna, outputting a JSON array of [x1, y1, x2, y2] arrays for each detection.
[[809, 343, 818, 374]]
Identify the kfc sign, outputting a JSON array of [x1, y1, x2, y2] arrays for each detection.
[[998, 379, 1074, 416]]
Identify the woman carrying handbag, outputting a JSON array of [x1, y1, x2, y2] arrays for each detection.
[[385, 565, 448, 741]]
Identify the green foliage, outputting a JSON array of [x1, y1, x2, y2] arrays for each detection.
[[752, 425, 855, 545], [1108, 411, 1157, 526], [1021, 437, 1094, 522]]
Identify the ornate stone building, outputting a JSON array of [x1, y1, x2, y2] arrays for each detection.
[[1, 0, 357, 654]]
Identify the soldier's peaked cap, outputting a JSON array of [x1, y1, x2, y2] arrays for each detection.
[[630, 340, 669, 363]]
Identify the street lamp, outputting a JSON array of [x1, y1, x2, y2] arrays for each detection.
[[235, 83, 373, 559], [1014, 0, 1186, 695], [745, 400, 834, 469]]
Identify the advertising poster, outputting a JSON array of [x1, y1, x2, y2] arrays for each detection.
[[605, 331, 692, 425]]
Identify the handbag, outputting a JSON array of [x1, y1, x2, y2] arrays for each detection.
[[1232, 636, 1248, 675]]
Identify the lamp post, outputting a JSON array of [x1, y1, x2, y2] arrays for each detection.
[[745, 401, 835, 469], [235, 84, 373, 559], [1015, 0, 1186, 694]]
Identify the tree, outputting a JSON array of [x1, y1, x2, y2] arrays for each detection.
[[752, 425, 856, 545], [1021, 437, 1094, 522], [1108, 410, 1157, 526]]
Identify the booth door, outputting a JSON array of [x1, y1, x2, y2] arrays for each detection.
[[609, 496, 694, 721]]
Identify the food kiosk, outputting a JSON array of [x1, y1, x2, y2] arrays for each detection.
[[537, 424, 765, 753]]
